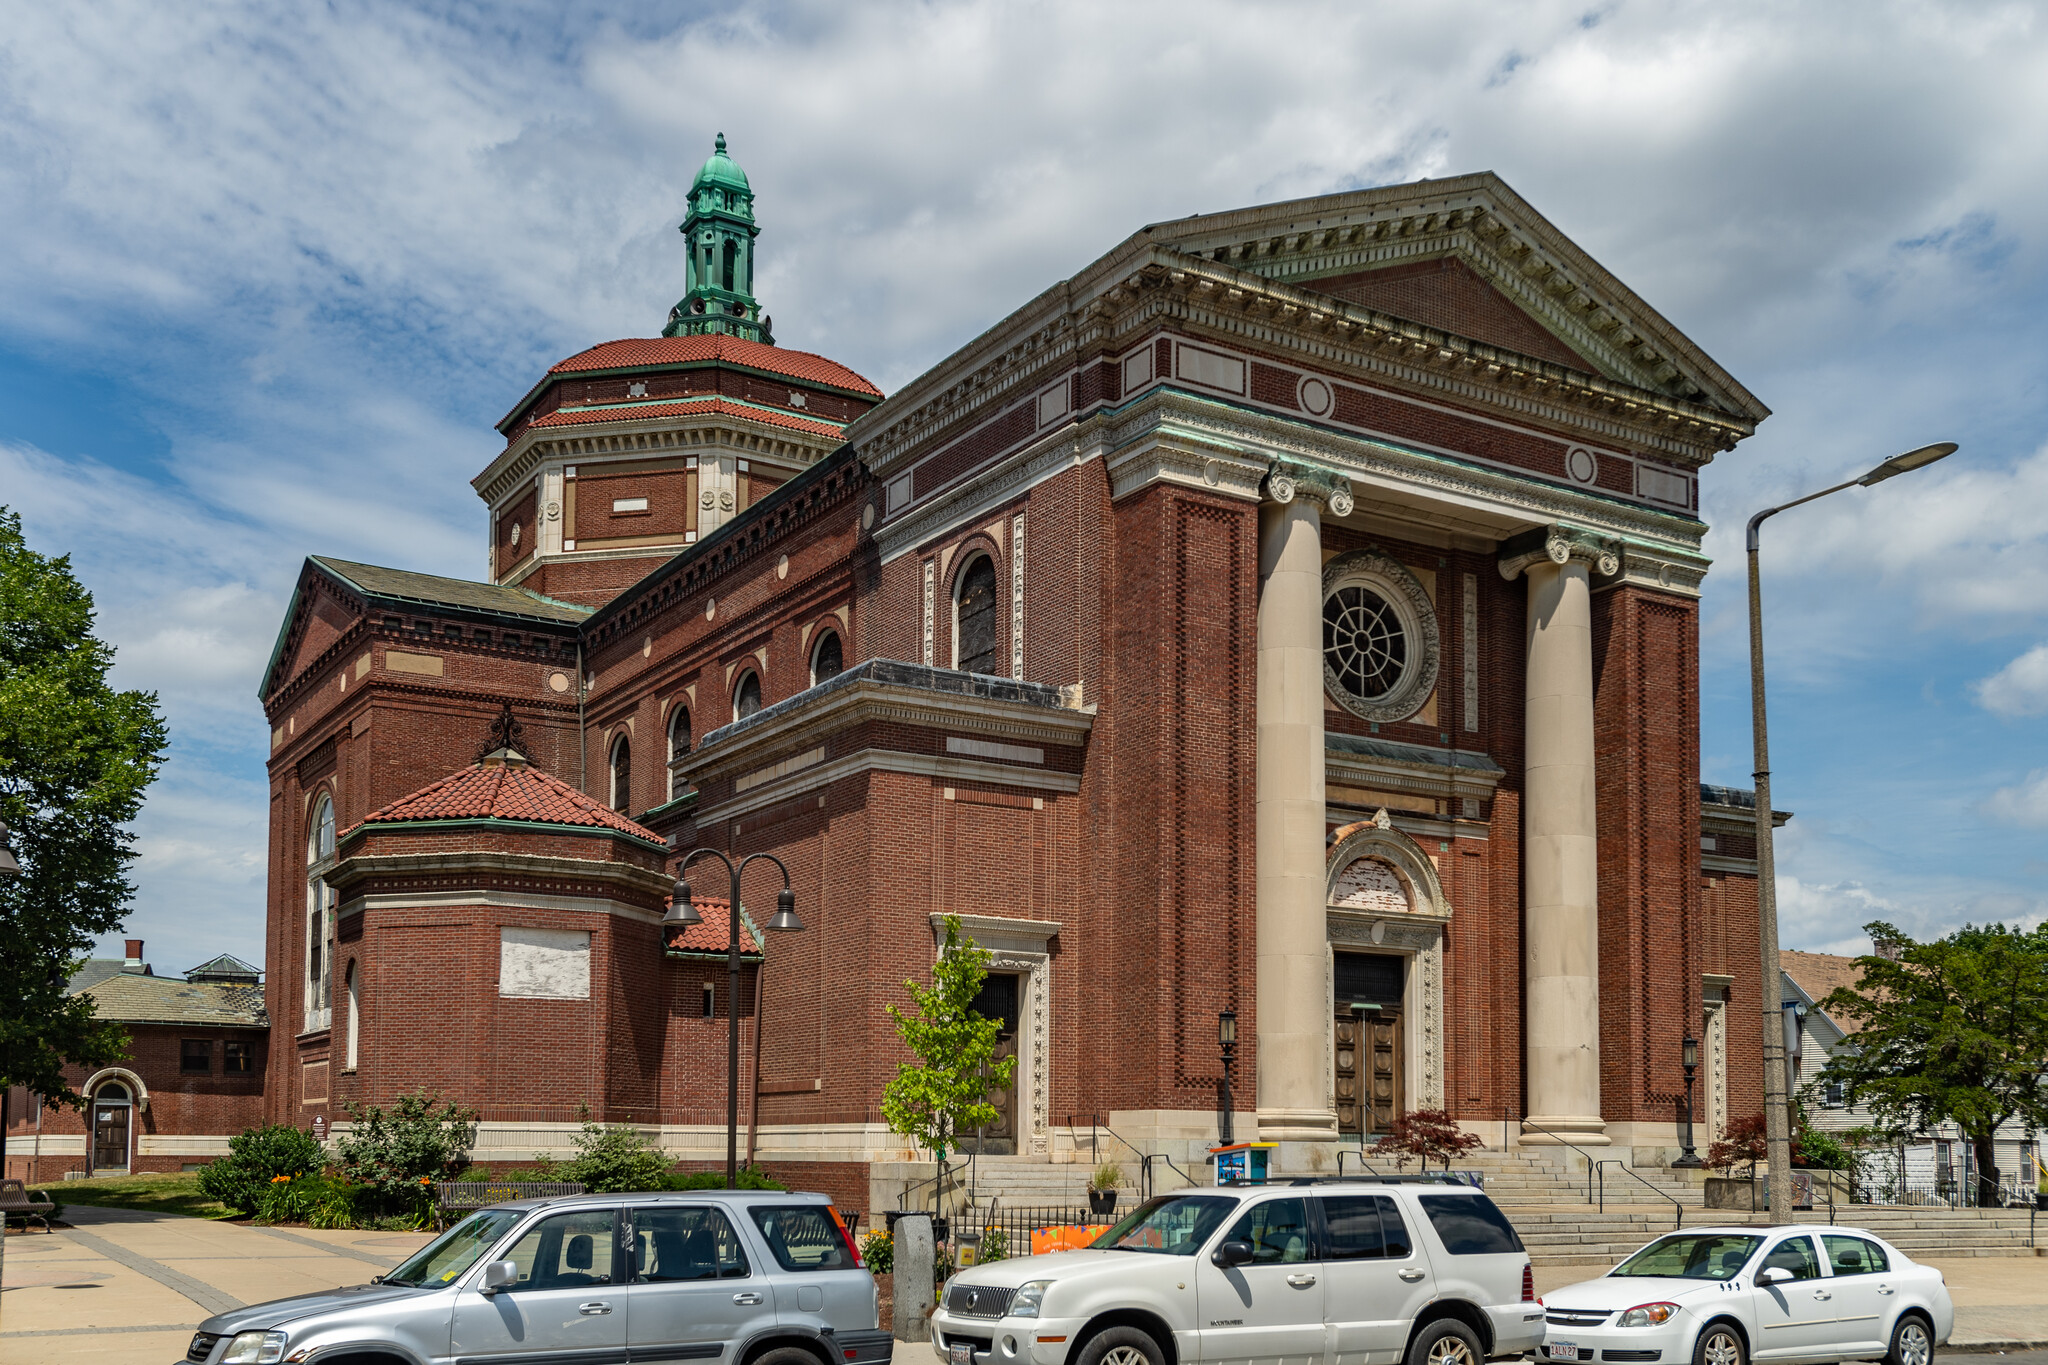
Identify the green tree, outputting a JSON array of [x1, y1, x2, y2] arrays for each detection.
[[0, 508, 167, 1107], [334, 1090, 478, 1216], [881, 915, 1014, 1165], [1818, 920, 2048, 1206]]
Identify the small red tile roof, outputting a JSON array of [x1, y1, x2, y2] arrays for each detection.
[[353, 753, 665, 845], [665, 895, 761, 956], [527, 395, 848, 440], [549, 336, 881, 397]]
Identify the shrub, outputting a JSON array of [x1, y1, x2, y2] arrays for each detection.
[[1376, 1108, 1484, 1170], [976, 1227, 1010, 1264], [1704, 1112, 1847, 1174], [256, 1171, 346, 1225], [661, 1166, 787, 1192], [555, 1121, 674, 1193], [199, 1124, 324, 1216], [861, 1228, 894, 1274], [334, 1090, 477, 1216]]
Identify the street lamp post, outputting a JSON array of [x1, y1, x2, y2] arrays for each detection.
[[664, 848, 804, 1189], [1746, 440, 1956, 1223], [1218, 1008, 1238, 1147], [1674, 1033, 1702, 1168]]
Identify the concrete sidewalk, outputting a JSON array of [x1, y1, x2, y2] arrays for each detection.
[[8, 1215, 2048, 1365], [0, 1206, 432, 1364]]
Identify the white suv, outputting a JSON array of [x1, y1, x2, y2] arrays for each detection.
[[931, 1177, 1541, 1365]]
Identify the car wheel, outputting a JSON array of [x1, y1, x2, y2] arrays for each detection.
[[1074, 1326, 1165, 1365], [753, 1347, 831, 1365], [1886, 1314, 1934, 1365], [1693, 1323, 1746, 1365], [1408, 1318, 1482, 1365]]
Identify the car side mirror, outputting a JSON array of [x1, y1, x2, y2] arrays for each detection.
[[1211, 1240, 1254, 1268], [481, 1260, 518, 1293], [1759, 1267, 1792, 1285]]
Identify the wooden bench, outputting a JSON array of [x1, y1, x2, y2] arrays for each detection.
[[0, 1178, 56, 1232]]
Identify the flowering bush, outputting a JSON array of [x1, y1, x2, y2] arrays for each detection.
[[860, 1229, 893, 1274], [334, 1090, 477, 1217], [199, 1124, 324, 1216]]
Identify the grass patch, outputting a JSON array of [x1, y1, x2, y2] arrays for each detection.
[[47, 1171, 238, 1220]]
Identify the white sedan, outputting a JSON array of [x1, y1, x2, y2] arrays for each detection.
[[1539, 1225, 1951, 1365]]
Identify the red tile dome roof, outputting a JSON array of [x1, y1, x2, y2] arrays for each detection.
[[352, 751, 665, 846], [548, 335, 881, 397]]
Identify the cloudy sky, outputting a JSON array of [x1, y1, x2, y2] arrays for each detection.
[[3, 0, 2044, 976]]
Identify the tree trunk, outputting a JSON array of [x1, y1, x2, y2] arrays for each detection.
[[1972, 1131, 2003, 1207]]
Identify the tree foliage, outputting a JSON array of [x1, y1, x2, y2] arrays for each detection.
[[1376, 1108, 1485, 1170], [334, 1090, 478, 1214], [880, 915, 1014, 1158], [0, 509, 168, 1106], [1818, 920, 2048, 1203]]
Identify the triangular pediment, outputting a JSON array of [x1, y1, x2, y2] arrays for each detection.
[[1139, 172, 1767, 423]]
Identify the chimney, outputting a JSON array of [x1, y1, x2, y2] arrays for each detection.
[[124, 939, 145, 974]]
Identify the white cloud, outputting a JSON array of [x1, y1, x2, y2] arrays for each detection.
[[1976, 643, 2048, 718], [2, 0, 2048, 966], [1982, 769, 2048, 829]]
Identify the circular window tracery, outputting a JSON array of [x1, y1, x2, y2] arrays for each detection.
[[1321, 551, 1439, 723]]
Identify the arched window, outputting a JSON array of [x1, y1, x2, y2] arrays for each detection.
[[734, 671, 762, 722], [305, 795, 336, 1031], [609, 734, 632, 813], [344, 961, 360, 1072], [668, 706, 692, 801], [811, 631, 843, 687], [954, 555, 999, 675]]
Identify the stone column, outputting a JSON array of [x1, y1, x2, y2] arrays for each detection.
[[1254, 467, 1341, 1143], [1502, 528, 1616, 1145]]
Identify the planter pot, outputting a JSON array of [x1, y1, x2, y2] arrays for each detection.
[[1703, 1177, 1762, 1211], [1088, 1190, 1119, 1216]]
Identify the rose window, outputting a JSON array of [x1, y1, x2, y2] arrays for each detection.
[[1324, 585, 1408, 700]]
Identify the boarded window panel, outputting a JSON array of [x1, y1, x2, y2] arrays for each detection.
[[500, 927, 591, 999]]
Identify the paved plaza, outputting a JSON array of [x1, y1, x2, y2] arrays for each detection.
[[8, 1211, 2048, 1365]]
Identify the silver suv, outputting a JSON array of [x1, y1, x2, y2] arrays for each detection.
[[179, 1190, 892, 1365], [931, 1177, 1542, 1365]]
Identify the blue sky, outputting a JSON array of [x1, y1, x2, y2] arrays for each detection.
[[2, 1, 2044, 975]]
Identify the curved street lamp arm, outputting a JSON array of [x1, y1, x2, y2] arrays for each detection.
[[1745, 476, 1863, 552], [675, 846, 737, 880], [737, 850, 793, 888]]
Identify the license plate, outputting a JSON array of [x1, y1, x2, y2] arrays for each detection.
[[1551, 1344, 1580, 1361], [950, 1344, 973, 1365]]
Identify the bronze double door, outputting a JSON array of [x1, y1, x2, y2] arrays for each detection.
[[1334, 951, 1405, 1137]]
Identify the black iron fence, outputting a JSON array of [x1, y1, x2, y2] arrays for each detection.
[[954, 1204, 1117, 1262]]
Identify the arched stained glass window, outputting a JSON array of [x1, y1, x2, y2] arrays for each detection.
[[955, 556, 999, 675]]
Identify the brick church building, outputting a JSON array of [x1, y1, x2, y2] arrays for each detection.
[[258, 139, 1776, 1201]]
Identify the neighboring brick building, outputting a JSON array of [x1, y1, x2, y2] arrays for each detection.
[[257, 143, 1776, 1201], [4, 944, 268, 1181]]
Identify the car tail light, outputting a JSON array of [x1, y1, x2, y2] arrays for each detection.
[[1523, 1263, 1536, 1303], [831, 1206, 864, 1268]]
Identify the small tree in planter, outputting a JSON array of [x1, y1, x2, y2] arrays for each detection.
[[1376, 1109, 1484, 1171], [880, 916, 1014, 1212], [1087, 1163, 1125, 1215]]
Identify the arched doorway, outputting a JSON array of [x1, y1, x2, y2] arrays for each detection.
[[92, 1083, 133, 1174]]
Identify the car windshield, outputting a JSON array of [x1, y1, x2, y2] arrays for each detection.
[[1610, 1233, 1763, 1281], [385, 1209, 524, 1287], [1096, 1195, 1239, 1256]]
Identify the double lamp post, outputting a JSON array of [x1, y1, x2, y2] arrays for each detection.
[[663, 848, 804, 1190]]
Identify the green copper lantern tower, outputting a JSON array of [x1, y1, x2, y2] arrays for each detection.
[[664, 133, 773, 344]]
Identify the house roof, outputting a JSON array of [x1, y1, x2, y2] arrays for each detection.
[[1781, 949, 1871, 1036], [664, 895, 761, 958], [72, 970, 266, 1028], [185, 953, 263, 984], [525, 395, 848, 441], [350, 751, 666, 847]]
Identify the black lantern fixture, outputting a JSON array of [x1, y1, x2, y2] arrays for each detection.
[[1674, 1030, 1703, 1169], [665, 847, 802, 1188], [1218, 1007, 1239, 1147]]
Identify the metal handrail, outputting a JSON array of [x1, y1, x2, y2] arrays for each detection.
[[1065, 1113, 1200, 1198], [1514, 1113, 1603, 1204], [1596, 1161, 1683, 1229], [897, 1153, 971, 1212], [1338, 1145, 1390, 1179]]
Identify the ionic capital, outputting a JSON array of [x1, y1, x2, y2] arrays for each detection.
[[1264, 458, 1354, 516], [1497, 524, 1623, 582]]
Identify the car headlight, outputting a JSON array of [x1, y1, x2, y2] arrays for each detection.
[[1617, 1303, 1679, 1328], [222, 1331, 288, 1364], [1010, 1280, 1054, 1319]]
